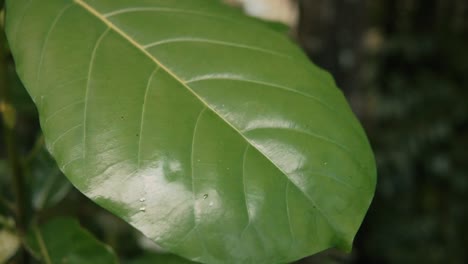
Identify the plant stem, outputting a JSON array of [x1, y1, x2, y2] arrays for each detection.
[[33, 223, 52, 264], [5, 135, 28, 234], [1, 9, 30, 263], [1, 23, 26, 232]]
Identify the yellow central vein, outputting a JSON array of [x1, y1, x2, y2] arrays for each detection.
[[73, 0, 341, 236]]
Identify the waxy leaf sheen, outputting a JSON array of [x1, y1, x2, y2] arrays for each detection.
[[6, 0, 376, 263]]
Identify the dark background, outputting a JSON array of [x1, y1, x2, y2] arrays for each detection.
[[298, 0, 468, 263], [1, 0, 467, 263]]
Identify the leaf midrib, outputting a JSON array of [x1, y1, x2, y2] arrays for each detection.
[[73, 0, 342, 239]]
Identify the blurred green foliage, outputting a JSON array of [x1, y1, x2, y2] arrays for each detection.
[[27, 218, 119, 263], [298, 0, 467, 263], [356, 1, 468, 263]]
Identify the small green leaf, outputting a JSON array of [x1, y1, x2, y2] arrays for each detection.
[[7, 0, 376, 263], [28, 217, 118, 264]]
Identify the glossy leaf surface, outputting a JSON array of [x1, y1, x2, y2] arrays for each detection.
[[28, 218, 118, 264], [6, 0, 376, 263]]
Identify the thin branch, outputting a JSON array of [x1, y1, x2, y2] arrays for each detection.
[[32, 223, 52, 264], [1, 7, 30, 263], [0, 6, 29, 230]]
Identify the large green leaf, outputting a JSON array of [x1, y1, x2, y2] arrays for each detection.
[[6, 0, 376, 263], [27, 217, 118, 264]]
